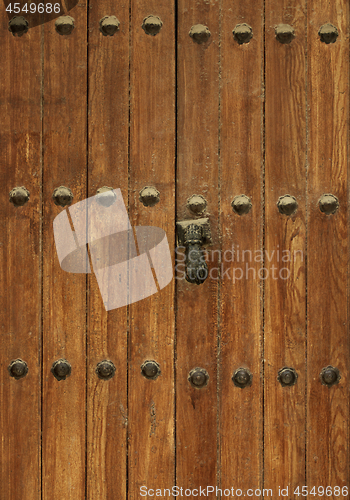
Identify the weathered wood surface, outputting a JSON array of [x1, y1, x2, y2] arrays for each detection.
[[307, 1, 349, 497], [42, 2, 87, 497], [264, 1, 307, 497], [219, 0, 264, 494], [86, 0, 129, 497], [176, 0, 220, 493], [1, 1, 350, 498], [128, 0, 176, 498], [0, 8, 42, 499]]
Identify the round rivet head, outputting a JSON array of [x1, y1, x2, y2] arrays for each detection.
[[142, 15, 163, 36], [318, 23, 338, 44], [51, 359, 71, 381], [320, 365, 340, 387], [186, 194, 207, 215], [8, 359, 28, 380], [9, 186, 30, 207], [277, 194, 298, 216], [96, 186, 117, 207], [189, 24, 211, 44], [139, 186, 160, 207], [8, 16, 29, 37], [277, 366, 298, 387], [233, 23, 253, 45], [188, 367, 209, 389], [55, 15, 75, 35], [275, 24, 295, 44], [231, 194, 252, 215], [318, 193, 339, 215], [52, 186, 74, 207], [232, 367, 253, 388], [96, 360, 116, 380], [141, 360, 161, 380], [99, 15, 120, 36]]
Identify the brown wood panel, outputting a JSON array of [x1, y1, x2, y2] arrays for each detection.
[[307, 1, 349, 497], [0, 11, 42, 500], [219, 0, 264, 495], [176, 0, 220, 493], [264, 2, 307, 497], [42, 5, 87, 498], [86, 0, 129, 498], [128, 0, 175, 498]]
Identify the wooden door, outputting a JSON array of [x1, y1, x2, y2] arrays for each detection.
[[1, 0, 349, 498]]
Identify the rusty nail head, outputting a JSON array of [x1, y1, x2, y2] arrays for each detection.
[[141, 360, 161, 380], [275, 24, 295, 44], [277, 194, 298, 216], [233, 23, 253, 44], [231, 194, 252, 215], [96, 186, 117, 207], [55, 15, 75, 35], [99, 15, 120, 36], [188, 367, 209, 388], [318, 193, 339, 215], [186, 194, 207, 215], [232, 367, 253, 388], [52, 186, 74, 207], [139, 186, 160, 207], [318, 23, 338, 44], [8, 359, 28, 379], [320, 365, 340, 387], [96, 360, 116, 380], [51, 359, 71, 381], [277, 366, 298, 387], [8, 16, 29, 36], [9, 186, 30, 207], [142, 15, 163, 36], [189, 24, 211, 44]]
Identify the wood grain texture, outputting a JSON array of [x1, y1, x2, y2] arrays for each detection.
[[307, 1, 349, 495], [42, 4, 87, 498], [0, 10, 42, 500], [3, 3, 350, 497], [176, 0, 219, 492], [128, 0, 175, 497], [86, 0, 129, 498], [219, 0, 264, 493], [264, 1, 307, 496]]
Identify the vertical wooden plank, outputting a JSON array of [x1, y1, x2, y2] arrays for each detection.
[[86, 0, 129, 497], [219, 0, 264, 495], [42, 4, 87, 497], [128, 0, 175, 497], [0, 11, 42, 500], [264, 1, 307, 496], [307, 1, 349, 496], [176, 0, 219, 493]]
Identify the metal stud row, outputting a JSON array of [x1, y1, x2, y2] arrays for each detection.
[[7, 16, 339, 45], [9, 185, 340, 216], [8, 185, 160, 208], [8, 359, 341, 388]]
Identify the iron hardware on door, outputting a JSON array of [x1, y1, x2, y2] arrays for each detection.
[[319, 365, 341, 387], [232, 367, 253, 388], [176, 217, 212, 285], [51, 359, 72, 381], [96, 360, 116, 381], [141, 360, 161, 380], [188, 367, 209, 389], [277, 366, 298, 387], [8, 359, 28, 379]]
